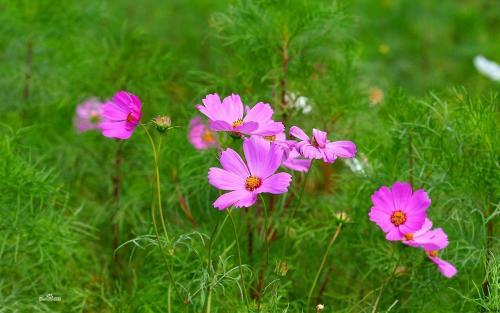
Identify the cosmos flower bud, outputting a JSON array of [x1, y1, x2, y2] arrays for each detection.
[[152, 115, 172, 133], [316, 304, 325, 311], [334, 211, 351, 224]]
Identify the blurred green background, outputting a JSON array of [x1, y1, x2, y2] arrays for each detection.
[[0, 0, 498, 312]]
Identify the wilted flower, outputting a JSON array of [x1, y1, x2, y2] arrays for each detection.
[[152, 115, 171, 133], [188, 117, 218, 150], [369, 87, 384, 105], [369, 182, 430, 241], [74, 98, 105, 133], [208, 136, 292, 210], [285, 92, 312, 114], [474, 55, 500, 81], [196, 93, 284, 136], [289, 126, 356, 163], [101, 91, 142, 139]]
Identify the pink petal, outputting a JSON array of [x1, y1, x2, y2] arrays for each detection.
[[208, 168, 245, 191], [413, 218, 433, 237], [243, 136, 282, 178], [391, 182, 413, 212], [243, 102, 273, 123], [320, 147, 336, 163], [220, 148, 250, 177], [209, 120, 232, 132], [233, 121, 259, 134], [429, 256, 457, 278], [385, 227, 403, 241], [199, 94, 223, 121], [398, 212, 426, 234], [406, 189, 431, 214], [298, 143, 322, 160], [312, 128, 327, 147], [251, 121, 285, 136], [368, 208, 394, 233], [101, 122, 133, 139], [213, 190, 256, 210], [259, 173, 292, 194], [371, 186, 395, 214], [289, 126, 310, 141], [222, 94, 244, 122], [326, 141, 357, 158]]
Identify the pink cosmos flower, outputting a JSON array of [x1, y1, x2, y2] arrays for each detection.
[[402, 218, 457, 278], [369, 182, 430, 240], [208, 136, 292, 210], [188, 117, 218, 150], [289, 126, 356, 163], [196, 93, 284, 136], [74, 98, 105, 133], [260, 132, 311, 172], [100, 91, 142, 139]]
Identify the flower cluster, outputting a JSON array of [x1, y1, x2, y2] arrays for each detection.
[[369, 182, 457, 278], [192, 93, 357, 210]]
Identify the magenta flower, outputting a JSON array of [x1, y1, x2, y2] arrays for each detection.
[[369, 182, 430, 240], [402, 218, 457, 278], [74, 98, 105, 133], [208, 136, 292, 210], [196, 93, 284, 136], [188, 117, 218, 150], [100, 91, 142, 140], [289, 126, 356, 163]]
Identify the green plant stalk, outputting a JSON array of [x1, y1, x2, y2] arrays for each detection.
[[142, 125, 181, 305], [280, 161, 313, 262], [306, 223, 342, 310], [256, 194, 271, 309], [227, 208, 250, 308], [371, 252, 401, 313], [142, 124, 170, 242], [203, 214, 229, 313]]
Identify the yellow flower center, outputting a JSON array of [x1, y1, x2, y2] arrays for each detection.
[[232, 119, 243, 128], [404, 233, 414, 241], [390, 210, 407, 226], [245, 175, 262, 191], [263, 135, 276, 142], [427, 250, 438, 257], [202, 130, 215, 143]]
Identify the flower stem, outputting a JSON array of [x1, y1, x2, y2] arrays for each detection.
[[255, 195, 271, 308], [203, 214, 229, 313], [142, 125, 181, 306], [227, 208, 250, 308], [280, 162, 313, 262], [371, 253, 400, 313], [306, 224, 342, 310]]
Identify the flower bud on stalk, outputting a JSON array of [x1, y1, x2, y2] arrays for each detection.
[[151, 115, 172, 134]]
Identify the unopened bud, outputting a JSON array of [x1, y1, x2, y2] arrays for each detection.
[[152, 115, 172, 133], [316, 304, 325, 311], [334, 211, 350, 223]]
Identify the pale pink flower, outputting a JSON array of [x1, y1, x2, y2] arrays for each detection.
[[369, 182, 430, 240], [196, 93, 284, 136], [74, 98, 105, 133], [188, 117, 218, 150], [289, 126, 356, 163], [100, 91, 142, 140], [208, 136, 292, 210], [260, 132, 311, 172]]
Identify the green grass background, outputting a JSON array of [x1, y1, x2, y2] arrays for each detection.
[[0, 0, 498, 312]]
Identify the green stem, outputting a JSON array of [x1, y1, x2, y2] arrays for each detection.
[[227, 208, 250, 308], [142, 125, 181, 305], [280, 162, 313, 262], [203, 214, 229, 313], [142, 124, 170, 242], [256, 195, 271, 309], [371, 252, 400, 313], [306, 224, 342, 310]]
